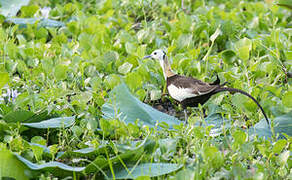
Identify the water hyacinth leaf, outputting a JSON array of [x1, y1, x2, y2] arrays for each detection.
[[22, 117, 75, 129], [14, 153, 85, 172], [199, 113, 231, 137], [249, 111, 292, 138], [235, 38, 252, 61], [0, 0, 30, 17], [221, 50, 236, 64], [107, 163, 183, 179], [282, 91, 292, 108], [118, 62, 133, 75], [125, 42, 136, 55], [57, 146, 106, 159], [0, 150, 29, 180], [273, 111, 292, 137], [54, 64, 68, 81], [277, 0, 292, 9], [5, 18, 65, 28], [85, 138, 155, 174], [3, 110, 34, 123], [0, 72, 9, 89], [102, 83, 181, 127]]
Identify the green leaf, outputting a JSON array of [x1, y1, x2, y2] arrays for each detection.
[[235, 38, 252, 61], [0, 0, 30, 17], [108, 163, 183, 179], [0, 72, 9, 89], [22, 117, 75, 129], [118, 62, 133, 75], [272, 139, 287, 154], [237, 46, 250, 62], [221, 50, 236, 64], [102, 83, 181, 127], [199, 113, 231, 137], [249, 111, 292, 138], [282, 91, 292, 108], [177, 34, 192, 49], [54, 64, 68, 81], [232, 130, 247, 147], [85, 138, 152, 173], [3, 110, 35, 123], [0, 150, 29, 180], [125, 42, 136, 55], [20, 5, 39, 17], [5, 18, 65, 28], [14, 153, 85, 172], [277, 0, 292, 10]]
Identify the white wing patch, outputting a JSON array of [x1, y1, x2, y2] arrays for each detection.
[[167, 84, 198, 102]]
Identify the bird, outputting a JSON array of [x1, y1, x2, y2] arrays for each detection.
[[143, 49, 270, 126]]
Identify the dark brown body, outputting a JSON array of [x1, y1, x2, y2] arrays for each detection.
[[166, 74, 270, 125]]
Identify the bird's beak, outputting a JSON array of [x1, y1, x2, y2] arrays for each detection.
[[143, 55, 152, 59]]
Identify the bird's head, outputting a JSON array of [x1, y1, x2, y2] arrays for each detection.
[[143, 49, 174, 79], [143, 49, 166, 62]]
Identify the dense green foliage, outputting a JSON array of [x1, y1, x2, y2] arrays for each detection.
[[0, 0, 291, 179]]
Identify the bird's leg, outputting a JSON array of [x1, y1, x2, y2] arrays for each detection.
[[184, 109, 188, 124]]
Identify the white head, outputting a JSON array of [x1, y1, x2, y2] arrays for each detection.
[[143, 49, 166, 61], [143, 49, 174, 79]]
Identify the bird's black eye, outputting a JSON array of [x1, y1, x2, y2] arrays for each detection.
[[154, 52, 157, 55]]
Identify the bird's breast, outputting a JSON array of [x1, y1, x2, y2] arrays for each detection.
[[167, 84, 197, 102]]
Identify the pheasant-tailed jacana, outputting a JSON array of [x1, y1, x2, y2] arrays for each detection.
[[143, 49, 270, 126]]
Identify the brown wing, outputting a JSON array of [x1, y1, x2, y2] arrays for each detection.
[[167, 75, 219, 95]]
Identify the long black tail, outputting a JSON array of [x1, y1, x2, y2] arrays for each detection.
[[214, 87, 270, 126]]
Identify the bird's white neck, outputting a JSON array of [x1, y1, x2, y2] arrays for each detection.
[[159, 56, 175, 79]]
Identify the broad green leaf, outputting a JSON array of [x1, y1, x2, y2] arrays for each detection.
[[238, 46, 250, 61], [5, 18, 65, 28], [85, 138, 152, 173], [273, 111, 292, 137], [277, 0, 292, 9], [125, 42, 136, 55], [177, 34, 192, 49], [235, 38, 252, 61], [199, 113, 231, 137], [14, 153, 85, 172], [20, 5, 39, 17], [0, 0, 30, 17], [118, 62, 133, 74], [102, 83, 181, 127], [232, 130, 247, 146], [103, 51, 119, 63], [282, 91, 292, 108], [22, 117, 75, 129], [108, 163, 183, 179], [221, 50, 236, 64], [54, 64, 68, 81], [0, 150, 29, 180], [249, 111, 292, 138], [202, 146, 223, 169], [272, 139, 287, 154], [3, 110, 34, 123], [0, 72, 9, 89], [57, 146, 106, 159]]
